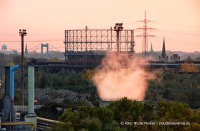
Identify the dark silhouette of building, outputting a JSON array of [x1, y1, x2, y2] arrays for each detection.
[[2, 44, 7, 52], [159, 37, 168, 61], [171, 54, 180, 62]]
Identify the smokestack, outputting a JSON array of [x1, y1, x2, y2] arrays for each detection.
[[10, 65, 19, 100], [2, 66, 15, 122], [5, 66, 10, 95], [28, 66, 35, 114], [25, 65, 37, 130]]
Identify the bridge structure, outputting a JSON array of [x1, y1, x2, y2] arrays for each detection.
[[31, 60, 200, 72], [64, 25, 135, 66], [40, 43, 49, 59]]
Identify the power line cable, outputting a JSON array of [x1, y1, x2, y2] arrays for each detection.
[[29, 44, 41, 50], [0, 39, 63, 43], [49, 44, 61, 52], [155, 36, 200, 46], [157, 29, 200, 36]]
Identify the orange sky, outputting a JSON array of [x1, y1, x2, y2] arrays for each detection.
[[0, 0, 200, 52]]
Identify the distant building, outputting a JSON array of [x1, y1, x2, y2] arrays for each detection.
[[12, 50, 18, 55], [2, 44, 7, 52], [100, 100, 110, 107], [184, 56, 194, 63], [159, 37, 168, 61], [170, 54, 180, 62]]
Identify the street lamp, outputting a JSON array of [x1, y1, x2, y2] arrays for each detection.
[[19, 29, 27, 111], [114, 23, 123, 52]]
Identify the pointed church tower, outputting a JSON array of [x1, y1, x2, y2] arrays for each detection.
[[25, 44, 28, 57], [161, 37, 166, 58], [150, 43, 153, 53], [159, 36, 168, 61]]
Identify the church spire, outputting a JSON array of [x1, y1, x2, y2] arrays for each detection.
[[150, 43, 153, 53], [25, 44, 28, 56], [161, 36, 166, 58]]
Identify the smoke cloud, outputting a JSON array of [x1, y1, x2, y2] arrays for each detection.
[[92, 53, 155, 101]]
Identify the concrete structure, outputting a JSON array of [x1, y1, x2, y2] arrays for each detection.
[[2, 66, 15, 122], [41, 43, 49, 59], [25, 66, 37, 131], [0, 65, 36, 130]]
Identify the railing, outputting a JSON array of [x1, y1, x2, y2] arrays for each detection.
[[14, 105, 42, 112], [37, 117, 62, 131], [1, 122, 34, 130]]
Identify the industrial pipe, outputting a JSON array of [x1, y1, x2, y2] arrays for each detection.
[[10, 65, 19, 100]]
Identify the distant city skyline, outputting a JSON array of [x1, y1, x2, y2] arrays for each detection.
[[0, 0, 200, 52]]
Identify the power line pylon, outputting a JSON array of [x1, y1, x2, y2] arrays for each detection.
[[136, 11, 156, 57]]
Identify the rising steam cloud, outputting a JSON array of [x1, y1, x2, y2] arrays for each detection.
[[92, 53, 155, 101]]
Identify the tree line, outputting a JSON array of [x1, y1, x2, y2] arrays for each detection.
[[52, 98, 200, 131]]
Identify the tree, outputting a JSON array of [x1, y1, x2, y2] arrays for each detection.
[[156, 101, 193, 130], [104, 120, 121, 131], [52, 121, 74, 131], [157, 101, 192, 121], [188, 88, 200, 109], [80, 117, 102, 131], [38, 72, 46, 88], [96, 107, 114, 124], [181, 63, 199, 73]]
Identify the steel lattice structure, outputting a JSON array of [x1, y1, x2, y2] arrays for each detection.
[[64, 26, 135, 66], [135, 11, 156, 58]]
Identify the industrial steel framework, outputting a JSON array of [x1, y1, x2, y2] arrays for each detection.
[[64, 26, 135, 66]]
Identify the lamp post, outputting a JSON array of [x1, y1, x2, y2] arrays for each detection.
[[114, 23, 123, 52], [19, 29, 27, 111]]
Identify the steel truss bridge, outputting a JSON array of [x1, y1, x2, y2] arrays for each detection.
[[64, 27, 135, 66]]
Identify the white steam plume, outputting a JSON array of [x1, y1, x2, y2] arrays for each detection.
[[92, 53, 155, 101]]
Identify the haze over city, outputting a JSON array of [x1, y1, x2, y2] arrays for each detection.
[[0, 0, 200, 52]]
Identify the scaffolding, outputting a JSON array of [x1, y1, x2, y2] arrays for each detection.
[[64, 26, 135, 66]]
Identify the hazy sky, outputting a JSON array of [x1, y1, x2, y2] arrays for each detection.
[[0, 0, 200, 52]]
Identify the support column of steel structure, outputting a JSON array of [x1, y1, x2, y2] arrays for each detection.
[[85, 26, 88, 51], [131, 30, 135, 52], [111, 27, 113, 50], [19, 29, 27, 111], [64, 30, 68, 63], [114, 23, 123, 52], [86, 26, 88, 65]]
